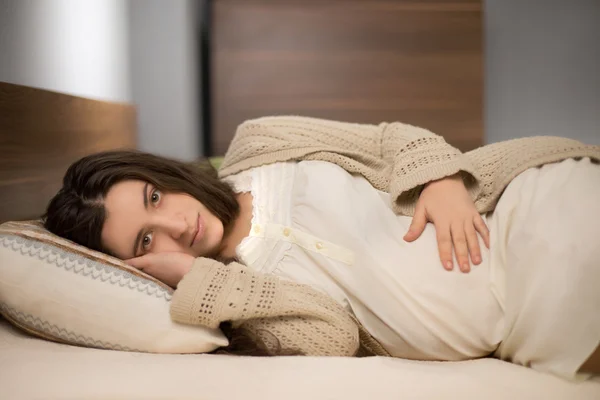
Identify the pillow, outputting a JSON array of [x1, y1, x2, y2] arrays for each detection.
[[209, 156, 224, 170], [0, 220, 227, 353]]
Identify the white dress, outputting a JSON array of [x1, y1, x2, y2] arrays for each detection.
[[224, 158, 600, 380]]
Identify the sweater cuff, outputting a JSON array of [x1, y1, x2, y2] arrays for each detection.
[[390, 156, 481, 216], [170, 258, 221, 327]]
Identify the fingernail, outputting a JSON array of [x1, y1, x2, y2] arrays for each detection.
[[445, 261, 453, 270], [462, 263, 470, 272], [474, 256, 481, 264]]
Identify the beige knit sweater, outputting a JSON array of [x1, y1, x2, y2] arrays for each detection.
[[172, 258, 390, 357], [171, 116, 600, 357], [219, 116, 600, 215]]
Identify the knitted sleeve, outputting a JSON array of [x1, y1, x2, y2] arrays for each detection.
[[218, 116, 383, 178], [466, 136, 600, 213], [380, 122, 480, 216], [219, 116, 477, 216], [170, 258, 360, 357]]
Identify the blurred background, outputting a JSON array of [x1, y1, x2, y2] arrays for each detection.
[[0, 0, 598, 161]]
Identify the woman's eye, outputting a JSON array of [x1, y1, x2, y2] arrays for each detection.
[[142, 232, 153, 250], [150, 189, 161, 205]]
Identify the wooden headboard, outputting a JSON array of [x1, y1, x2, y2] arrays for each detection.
[[0, 82, 137, 223], [206, 0, 483, 155]]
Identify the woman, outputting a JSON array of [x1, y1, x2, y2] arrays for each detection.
[[44, 116, 600, 380]]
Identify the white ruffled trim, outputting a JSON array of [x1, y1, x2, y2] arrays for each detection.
[[222, 169, 253, 194], [235, 163, 296, 273]]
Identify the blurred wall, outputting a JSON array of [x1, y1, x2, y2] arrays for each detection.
[[128, 0, 201, 160], [2, 0, 597, 154], [0, 0, 201, 160], [485, 0, 600, 145], [0, 0, 130, 103]]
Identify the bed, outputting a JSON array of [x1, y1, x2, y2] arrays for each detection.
[[1, 82, 600, 400], [2, 317, 600, 400]]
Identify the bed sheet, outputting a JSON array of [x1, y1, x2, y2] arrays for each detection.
[[1, 318, 599, 400]]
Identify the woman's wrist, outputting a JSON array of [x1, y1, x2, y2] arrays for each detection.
[[424, 173, 463, 190]]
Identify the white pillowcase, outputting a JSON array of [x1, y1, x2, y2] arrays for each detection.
[[0, 220, 227, 353]]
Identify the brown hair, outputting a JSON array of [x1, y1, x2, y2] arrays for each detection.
[[44, 150, 239, 256], [44, 150, 300, 357]]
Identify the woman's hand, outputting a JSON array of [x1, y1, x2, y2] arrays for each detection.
[[403, 174, 490, 272], [126, 252, 195, 288]]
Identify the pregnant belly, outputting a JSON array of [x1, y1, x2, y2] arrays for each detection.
[[347, 219, 505, 361], [289, 160, 505, 360]]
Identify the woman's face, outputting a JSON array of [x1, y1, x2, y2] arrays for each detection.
[[101, 180, 224, 260]]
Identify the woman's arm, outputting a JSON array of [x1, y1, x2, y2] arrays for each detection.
[[219, 116, 477, 207], [380, 122, 480, 216], [219, 116, 486, 271], [466, 136, 600, 213], [170, 258, 361, 357]]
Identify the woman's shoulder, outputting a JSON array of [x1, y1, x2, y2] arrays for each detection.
[[237, 115, 348, 129], [233, 115, 380, 143]]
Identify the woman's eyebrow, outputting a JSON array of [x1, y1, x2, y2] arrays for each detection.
[[132, 182, 150, 258]]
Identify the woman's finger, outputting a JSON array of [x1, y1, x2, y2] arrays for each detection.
[[474, 215, 490, 249], [404, 203, 428, 242], [435, 224, 454, 270], [464, 220, 482, 265], [450, 223, 470, 272]]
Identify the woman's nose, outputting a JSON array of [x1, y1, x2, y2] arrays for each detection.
[[157, 215, 188, 240]]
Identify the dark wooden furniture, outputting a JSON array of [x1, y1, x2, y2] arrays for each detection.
[[0, 82, 137, 223], [204, 0, 482, 155]]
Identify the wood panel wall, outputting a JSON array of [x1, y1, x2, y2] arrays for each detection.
[[210, 0, 482, 155], [0, 82, 136, 223]]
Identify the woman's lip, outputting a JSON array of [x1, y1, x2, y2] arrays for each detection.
[[191, 213, 204, 246]]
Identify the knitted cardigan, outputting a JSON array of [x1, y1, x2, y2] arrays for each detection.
[[171, 116, 600, 357]]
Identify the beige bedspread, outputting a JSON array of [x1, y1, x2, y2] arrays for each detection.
[[1, 318, 599, 400]]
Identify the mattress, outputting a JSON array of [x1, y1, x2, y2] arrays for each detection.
[[1, 318, 599, 400]]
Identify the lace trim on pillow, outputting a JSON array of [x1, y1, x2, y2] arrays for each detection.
[[0, 221, 172, 290], [0, 235, 172, 300], [0, 303, 140, 351]]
